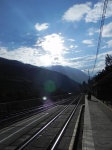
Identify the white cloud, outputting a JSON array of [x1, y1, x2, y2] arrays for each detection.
[[82, 39, 94, 45], [107, 40, 112, 48], [62, 1, 112, 23], [1, 46, 112, 74], [0, 33, 70, 67], [70, 45, 78, 49], [101, 45, 107, 49], [88, 27, 97, 36], [70, 45, 74, 48], [87, 44, 95, 47], [74, 45, 78, 48], [74, 49, 82, 53], [98, 50, 112, 59], [102, 22, 112, 37], [35, 23, 49, 31], [101, 40, 112, 49], [93, 50, 112, 71], [0, 46, 63, 67], [0, 47, 42, 65], [85, 2, 102, 23], [35, 33, 67, 56], [0, 46, 88, 69], [68, 39, 75, 42], [85, 1, 112, 23], [0, 47, 7, 55], [65, 55, 94, 69], [62, 2, 91, 22], [67, 50, 112, 74], [69, 55, 94, 62]]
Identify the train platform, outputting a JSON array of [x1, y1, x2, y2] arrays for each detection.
[[82, 95, 112, 150]]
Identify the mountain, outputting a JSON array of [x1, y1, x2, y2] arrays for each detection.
[[45, 65, 88, 84], [0, 57, 81, 102]]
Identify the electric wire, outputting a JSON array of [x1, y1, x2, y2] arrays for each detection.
[[91, 0, 108, 74]]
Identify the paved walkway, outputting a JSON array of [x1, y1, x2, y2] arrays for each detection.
[[82, 95, 112, 150]]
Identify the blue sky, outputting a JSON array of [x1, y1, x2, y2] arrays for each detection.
[[0, 0, 112, 75]]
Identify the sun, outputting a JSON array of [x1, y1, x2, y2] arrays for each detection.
[[40, 55, 52, 66], [40, 34, 65, 55], [36, 33, 66, 66], [40, 54, 63, 66]]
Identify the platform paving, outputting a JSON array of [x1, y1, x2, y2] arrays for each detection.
[[82, 95, 112, 150]]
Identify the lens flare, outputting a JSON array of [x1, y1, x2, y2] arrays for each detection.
[[44, 80, 56, 93], [42, 96, 47, 100]]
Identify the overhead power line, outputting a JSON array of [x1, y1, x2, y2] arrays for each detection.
[[91, 0, 108, 74]]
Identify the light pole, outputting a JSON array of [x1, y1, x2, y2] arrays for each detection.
[[84, 69, 90, 82], [84, 69, 91, 91], [88, 70, 91, 85]]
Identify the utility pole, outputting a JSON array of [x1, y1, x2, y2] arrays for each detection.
[[84, 69, 91, 91], [84, 69, 90, 82]]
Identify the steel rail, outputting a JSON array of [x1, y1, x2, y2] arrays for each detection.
[[0, 96, 73, 127], [15, 95, 81, 150], [0, 97, 66, 119], [50, 95, 83, 150], [0, 98, 72, 135]]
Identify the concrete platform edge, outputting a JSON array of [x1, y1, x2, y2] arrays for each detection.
[[68, 104, 84, 150], [82, 96, 95, 150]]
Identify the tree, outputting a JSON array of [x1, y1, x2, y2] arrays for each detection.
[[105, 54, 112, 67]]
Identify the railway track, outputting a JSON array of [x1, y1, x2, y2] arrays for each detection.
[[0, 96, 73, 129], [0, 94, 84, 150]]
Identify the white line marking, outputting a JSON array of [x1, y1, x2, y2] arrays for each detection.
[[0, 104, 59, 135], [0, 113, 48, 143], [82, 96, 95, 150], [0, 100, 69, 143], [0, 113, 46, 135], [69, 105, 83, 150]]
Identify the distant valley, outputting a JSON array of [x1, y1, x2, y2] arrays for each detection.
[[45, 65, 88, 84]]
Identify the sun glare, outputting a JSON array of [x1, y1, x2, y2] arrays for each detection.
[[40, 54, 64, 66], [37, 34, 66, 66], [41, 34, 65, 55], [40, 55, 52, 66], [42, 96, 47, 100]]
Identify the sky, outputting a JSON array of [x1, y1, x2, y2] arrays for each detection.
[[0, 0, 112, 76]]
